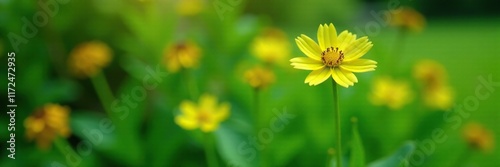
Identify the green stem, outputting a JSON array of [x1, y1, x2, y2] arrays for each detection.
[[90, 72, 115, 119], [54, 137, 77, 159], [183, 70, 198, 100], [332, 79, 342, 167], [253, 88, 260, 127], [391, 28, 407, 72], [204, 133, 218, 167], [254, 88, 268, 167]]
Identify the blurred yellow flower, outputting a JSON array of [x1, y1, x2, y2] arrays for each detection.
[[175, 94, 230, 132], [25, 104, 71, 150], [414, 59, 454, 110], [290, 23, 377, 87], [176, 0, 204, 17], [163, 41, 201, 73], [369, 76, 413, 110], [251, 27, 291, 65], [463, 122, 494, 153], [423, 85, 454, 111], [244, 66, 275, 90], [414, 59, 447, 88], [387, 7, 426, 32], [68, 41, 112, 78]]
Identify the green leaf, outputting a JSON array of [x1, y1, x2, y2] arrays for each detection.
[[215, 124, 255, 167], [368, 141, 416, 167], [349, 118, 365, 167]]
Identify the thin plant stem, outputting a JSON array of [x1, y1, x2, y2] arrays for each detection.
[[253, 88, 260, 127], [204, 133, 218, 167], [391, 28, 407, 72], [90, 72, 116, 120], [332, 79, 342, 167], [183, 70, 198, 100], [254, 88, 268, 167], [54, 137, 77, 159]]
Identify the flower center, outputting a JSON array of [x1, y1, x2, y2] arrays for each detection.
[[321, 47, 344, 67], [197, 111, 211, 123]]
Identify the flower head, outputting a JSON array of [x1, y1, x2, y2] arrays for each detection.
[[290, 23, 377, 87], [25, 104, 71, 150], [163, 41, 202, 73], [369, 76, 413, 110], [68, 41, 112, 78], [176, 0, 204, 17], [463, 122, 494, 153], [414, 59, 454, 110], [387, 7, 426, 32], [251, 27, 291, 65], [175, 94, 230, 132], [244, 66, 276, 90]]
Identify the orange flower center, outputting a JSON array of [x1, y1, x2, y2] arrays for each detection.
[[321, 47, 344, 67], [197, 111, 211, 124]]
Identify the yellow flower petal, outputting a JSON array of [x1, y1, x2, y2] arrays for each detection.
[[336, 68, 354, 86], [296, 36, 322, 60], [344, 37, 369, 55], [317, 24, 328, 50], [180, 101, 198, 117], [299, 35, 322, 55], [305, 68, 326, 85], [327, 23, 338, 48], [340, 65, 376, 73], [175, 115, 199, 130], [200, 94, 217, 111], [200, 121, 218, 132], [307, 67, 331, 86], [331, 68, 349, 88], [337, 31, 356, 51], [290, 57, 324, 70], [340, 69, 358, 83], [344, 42, 373, 61], [344, 59, 377, 66], [215, 102, 230, 121], [291, 63, 325, 70]]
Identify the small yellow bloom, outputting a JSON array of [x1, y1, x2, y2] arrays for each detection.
[[387, 7, 426, 32], [463, 122, 494, 152], [251, 27, 291, 64], [163, 41, 201, 73], [414, 59, 454, 110], [68, 41, 113, 78], [25, 104, 71, 150], [414, 59, 447, 88], [175, 94, 230, 132], [290, 23, 377, 87], [244, 66, 275, 90], [176, 0, 204, 17], [369, 76, 413, 110], [423, 85, 454, 111]]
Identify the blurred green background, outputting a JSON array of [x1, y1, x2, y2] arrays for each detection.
[[1, 0, 500, 166]]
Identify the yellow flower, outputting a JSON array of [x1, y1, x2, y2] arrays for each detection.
[[163, 41, 201, 73], [414, 59, 454, 110], [387, 7, 426, 32], [176, 0, 204, 17], [369, 76, 413, 110], [175, 94, 230, 132], [423, 85, 454, 111], [244, 66, 276, 90], [24, 104, 71, 150], [463, 122, 494, 153], [414, 59, 448, 88], [68, 41, 112, 78], [290, 23, 377, 87], [251, 27, 291, 64]]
